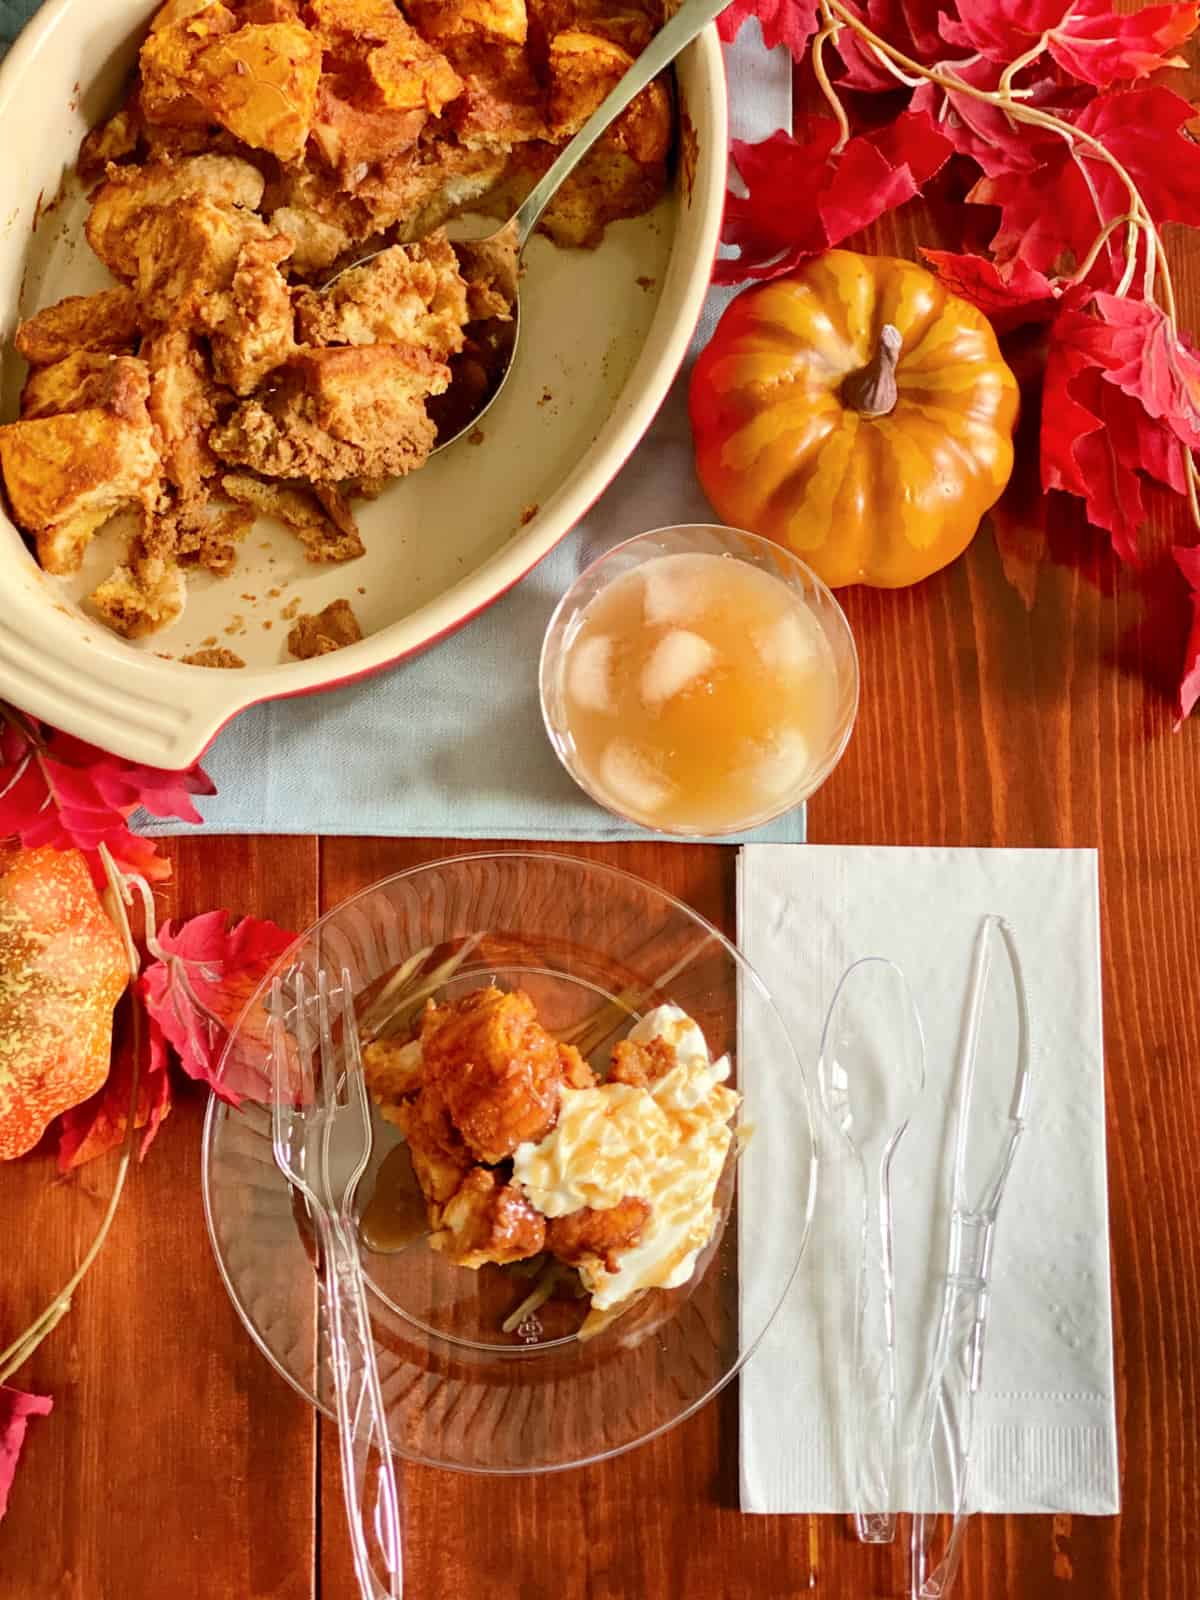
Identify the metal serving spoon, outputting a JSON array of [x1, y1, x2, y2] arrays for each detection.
[[323, 0, 733, 450]]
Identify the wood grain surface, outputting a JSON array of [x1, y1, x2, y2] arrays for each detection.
[[6, 76, 1200, 1600]]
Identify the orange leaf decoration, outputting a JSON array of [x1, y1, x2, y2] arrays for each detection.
[[0, 843, 129, 1160]]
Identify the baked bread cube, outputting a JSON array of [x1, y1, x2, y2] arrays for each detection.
[[454, 232, 518, 321], [305, 0, 463, 171], [527, 0, 656, 53], [144, 14, 322, 161], [429, 1167, 546, 1269], [221, 471, 365, 561], [0, 406, 161, 574], [209, 234, 298, 395], [199, 24, 321, 161], [20, 351, 150, 421], [88, 557, 187, 637], [483, 68, 670, 246], [129, 197, 277, 329], [265, 164, 376, 275], [86, 154, 266, 280], [77, 105, 142, 180], [139, 496, 254, 575], [14, 288, 140, 366], [295, 233, 467, 360], [363, 28, 465, 112], [546, 28, 633, 139], [211, 343, 449, 481], [407, 0, 529, 49], [139, 0, 239, 128], [444, 42, 547, 148], [309, 84, 429, 172], [351, 141, 508, 245], [305, 3, 462, 171], [143, 329, 221, 497]]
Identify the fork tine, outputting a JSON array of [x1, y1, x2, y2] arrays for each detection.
[[268, 975, 286, 1131], [269, 974, 301, 1185], [316, 967, 338, 1110], [340, 967, 368, 1123]]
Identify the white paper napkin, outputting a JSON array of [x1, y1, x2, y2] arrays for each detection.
[[737, 844, 1119, 1515]]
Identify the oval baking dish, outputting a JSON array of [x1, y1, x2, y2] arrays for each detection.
[[0, 0, 727, 768]]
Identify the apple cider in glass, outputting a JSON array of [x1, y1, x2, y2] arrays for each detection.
[[542, 531, 859, 835]]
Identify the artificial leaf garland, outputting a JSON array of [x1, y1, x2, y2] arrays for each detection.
[[718, 0, 1200, 714]]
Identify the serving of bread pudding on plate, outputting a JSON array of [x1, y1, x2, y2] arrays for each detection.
[[0, 0, 673, 643]]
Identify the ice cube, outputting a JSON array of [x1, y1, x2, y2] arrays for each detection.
[[753, 610, 820, 675], [599, 739, 675, 817], [642, 560, 705, 626], [641, 629, 716, 707], [567, 634, 616, 714], [750, 728, 812, 799]]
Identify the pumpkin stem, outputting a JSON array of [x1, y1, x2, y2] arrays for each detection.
[[843, 323, 902, 418]]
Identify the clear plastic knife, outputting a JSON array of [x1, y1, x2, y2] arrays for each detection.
[[910, 915, 1032, 1599]]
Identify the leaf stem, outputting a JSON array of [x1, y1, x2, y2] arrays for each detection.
[[813, 6, 852, 153], [0, 845, 143, 1386], [996, 27, 1056, 98]]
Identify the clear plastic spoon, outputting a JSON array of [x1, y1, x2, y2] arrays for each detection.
[[818, 957, 927, 1543]]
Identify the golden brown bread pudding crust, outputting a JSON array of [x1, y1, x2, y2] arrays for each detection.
[[0, 0, 674, 638], [361, 985, 667, 1285]]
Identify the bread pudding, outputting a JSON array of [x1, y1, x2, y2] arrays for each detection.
[[0, 0, 673, 640], [362, 987, 740, 1336]]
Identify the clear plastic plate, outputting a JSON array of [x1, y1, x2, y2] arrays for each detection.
[[202, 850, 817, 1474]]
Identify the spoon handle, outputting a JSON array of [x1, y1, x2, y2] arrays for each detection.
[[513, 0, 732, 247], [852, 1144, 904, 1543]]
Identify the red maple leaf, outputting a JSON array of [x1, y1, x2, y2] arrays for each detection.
[[941, 0, 1197, 89], [141, 910, 297, 1105], [1176, 546, 1200, 721], [971, 87, 1200, 284], [0, 1387, 52, 1521], [1065, 291, 1200, 449], [717, 0, 819, 57], [1040, 296, 1199, 562], [717, 113, 953, 283], [57, 1003, 172, 1170], [910, 59, 1071, 177], [920, 249, 1063, 331], [0, 711, 213, 886], [834, 0, 948, 88]]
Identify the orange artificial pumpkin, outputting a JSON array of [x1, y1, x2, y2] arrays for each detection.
[[690, 251, 1020, 588], [0, 843, 128, 1159]]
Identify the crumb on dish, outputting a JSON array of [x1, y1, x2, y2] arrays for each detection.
[[181, 645, 246, 667], [287, 595, 363, 656]]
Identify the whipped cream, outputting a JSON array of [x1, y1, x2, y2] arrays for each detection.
[[513, 1004, 740, 1310]]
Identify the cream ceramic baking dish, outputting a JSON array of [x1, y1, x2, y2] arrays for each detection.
[[0, 0, 727, 768]]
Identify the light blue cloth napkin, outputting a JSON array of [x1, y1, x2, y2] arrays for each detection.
[[2, 9, 802, 841]]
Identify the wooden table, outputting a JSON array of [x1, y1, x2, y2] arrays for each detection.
[[5, 224, 1200, 1600]]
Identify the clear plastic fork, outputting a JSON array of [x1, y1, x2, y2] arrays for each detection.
[[269, 966, 403, 1600]]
